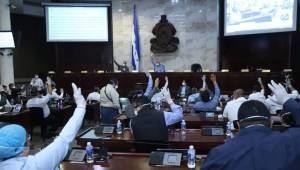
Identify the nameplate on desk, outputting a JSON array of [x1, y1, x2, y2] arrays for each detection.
[[149, 152, 182, 167], [206, 112, 215, 118], [132, 70, 138, 73], [262, 69, 271, 73], [148, 70, 155, 72], [94, 125, 115, 134], [66, 149, 86, 162], [97, 70, 104, 74], [184, 70, 191, 72], [203, 69, 210, 72], [80, 70, 88, 74], [202, 127, 224, 136]]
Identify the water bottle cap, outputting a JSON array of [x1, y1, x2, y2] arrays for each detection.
[[87, 142, 91, 145], [189, 145, 194, 149]]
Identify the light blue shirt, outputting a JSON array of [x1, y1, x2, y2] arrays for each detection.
[[180, 86, 186, 97], [143, 76, 153, 97], [164, 103, 183, 126], [193, 84, 221, 112], [188, 93, 201, 104], [153, 63, 165, 73]]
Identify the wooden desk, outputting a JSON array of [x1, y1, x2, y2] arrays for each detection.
[[0, 110, 31, 130], [76, 128, 225, 154], [60, 152, 202, 170]]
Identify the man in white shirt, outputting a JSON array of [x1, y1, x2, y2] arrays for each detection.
[[0, 83, 86, 170], [26, 83, 52, 119], [223, 89, 247, 122], [248, 77, 266, 104], [100, 79, 121, 124], [51, 84, 64, 100], [87, 87, 100, 103], [30, 74, 44, 90]]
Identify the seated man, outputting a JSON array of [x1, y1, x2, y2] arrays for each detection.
[[51, 84, 64, 100], [188, 75, 206, 104], [223, 89, 247, 122], [177, 80, 191, 98], [86, 86, 101, 103], [150, 76, 168, 104], [131, 89, 183, 142], [26, 77, 52, 120], [201, 81, 300, 170], [193, 74, 220, 112], [0, 85, 11, 107], [0, 83, 86, 170], [248, 77, 266, 104]]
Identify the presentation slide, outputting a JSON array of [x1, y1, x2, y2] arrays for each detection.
[[225, 0, 297, 36], [0, 32, 15, 48], [46, 6, 108, 42]]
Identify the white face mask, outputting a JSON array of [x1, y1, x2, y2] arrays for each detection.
[[182, 83, 186, 86], [134, 110, 138, 116], [115, 85, 118, 89], [34, 75, 38, 79]]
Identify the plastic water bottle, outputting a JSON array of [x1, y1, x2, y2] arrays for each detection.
[[116, 120, 123, 135], [187, 145, 196, 168], [181, 120, 186, 134], [86, 142, 94, 163], [59, 100, 63, 109], [226, 122, 233, 139]]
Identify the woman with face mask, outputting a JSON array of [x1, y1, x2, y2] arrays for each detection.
[[99, 79, 121, 124]]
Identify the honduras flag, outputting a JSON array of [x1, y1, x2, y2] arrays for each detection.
[[132, 4, 140, 71]]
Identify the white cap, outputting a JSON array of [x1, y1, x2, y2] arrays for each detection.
[[87, 142, 91, 145], [189, 145, 194, 149]]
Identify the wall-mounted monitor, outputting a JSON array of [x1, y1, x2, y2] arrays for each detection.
[[224, 0, 298, 36], [44, 3, 109, 42], [0, 31, 15, 48]]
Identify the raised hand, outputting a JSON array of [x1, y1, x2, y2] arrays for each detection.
[[258, 77, 262, 84], [268, 80, 290, 105], [72, 83, 86, 109], [154, 78, 160, 88], [162, 88, 173, 104]]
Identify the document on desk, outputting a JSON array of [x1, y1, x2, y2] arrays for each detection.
[[80, 130, 101, 139], [80, 129, 111, 139]]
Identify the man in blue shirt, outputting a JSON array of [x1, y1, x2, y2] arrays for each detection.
[[201, 80, 300, 170], [151, 54, 165, 73], [193, 74, 220, 112]]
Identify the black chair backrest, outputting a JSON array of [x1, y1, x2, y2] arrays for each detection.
[[29, 107, 44, 125]]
